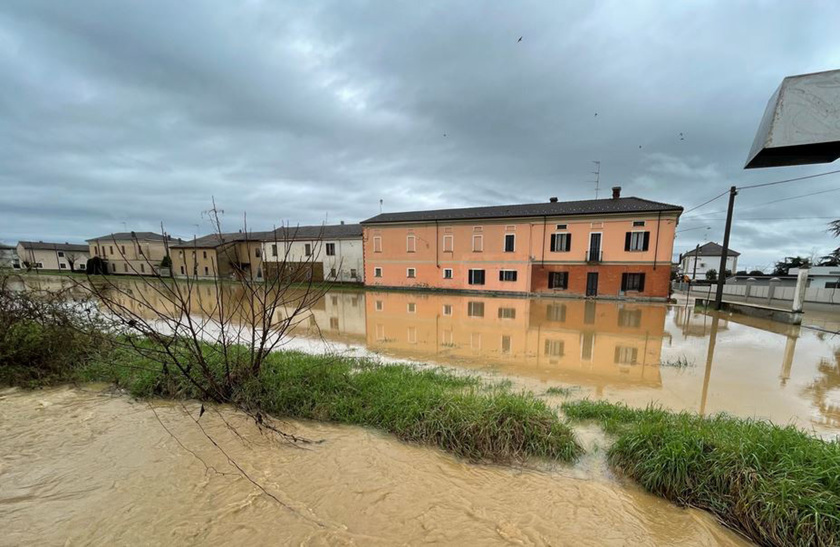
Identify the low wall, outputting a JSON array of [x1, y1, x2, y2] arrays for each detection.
[[673, 282, 840, 307]]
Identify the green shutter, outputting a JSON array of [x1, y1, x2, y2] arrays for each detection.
[[624, 232, 631, 251]]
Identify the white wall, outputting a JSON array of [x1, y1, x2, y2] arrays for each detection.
[[680, 255, 737, 279], [261, 238, 365, 282]]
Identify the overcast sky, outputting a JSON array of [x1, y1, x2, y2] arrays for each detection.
[[1, 1, 839, 270]]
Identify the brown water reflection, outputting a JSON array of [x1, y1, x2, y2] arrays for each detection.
[[18, 275, 840, 435], [0, 387, 748, 546]]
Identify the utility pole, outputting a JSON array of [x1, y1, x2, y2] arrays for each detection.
[[714, 186, 738, 310]]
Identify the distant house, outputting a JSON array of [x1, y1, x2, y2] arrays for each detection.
[[260, 223, 364, 283], [0, 244, 19, 269], [15, 241, 89, 272], [789, 266, 840, 289], [86, 232, 182, 276], [170, 232, 265, 280], [678, 242, 739, 280]]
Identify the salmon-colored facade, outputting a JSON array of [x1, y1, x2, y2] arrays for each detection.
[[361, 193, 681, 300]]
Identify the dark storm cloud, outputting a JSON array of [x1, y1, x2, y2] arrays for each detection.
[[1, 0, 839, 268]]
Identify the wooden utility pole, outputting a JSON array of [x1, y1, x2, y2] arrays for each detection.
[[714, 186, 738, 310]]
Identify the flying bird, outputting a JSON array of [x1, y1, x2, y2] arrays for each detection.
[[594, 112, 598, 117], [517, 36, 523, 42]]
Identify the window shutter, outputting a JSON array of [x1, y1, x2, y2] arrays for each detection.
[[638, 274, 646, 292], [499, 271, 504, 282], [550, 234, 557, 251], [565, 234, 572, 251], [624, 232, 631, 251], [643, 232, 651, 251], [621, 273, 628, 291]]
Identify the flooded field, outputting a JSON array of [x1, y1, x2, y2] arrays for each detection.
[[0, 386, 748, 546]]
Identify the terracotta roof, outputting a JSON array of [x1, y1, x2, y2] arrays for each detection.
[[18, 241, 89, 253], [361, 197, 682, 224], [682, 242, 740, 258]]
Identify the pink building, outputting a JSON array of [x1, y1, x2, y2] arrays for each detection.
[[361, 187, 682, 300]]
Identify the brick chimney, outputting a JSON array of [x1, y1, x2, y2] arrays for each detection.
[[611, 186, 621, 199], [549, 197, 558, 203]]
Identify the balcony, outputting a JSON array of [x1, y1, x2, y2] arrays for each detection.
[[586, 249, 603, 263]]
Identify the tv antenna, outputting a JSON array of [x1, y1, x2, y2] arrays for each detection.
[[589, 161, 601, 199]]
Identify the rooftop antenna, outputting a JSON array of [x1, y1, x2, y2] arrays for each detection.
[[589, 161, 601, 199], [379, 199, 383, 213]]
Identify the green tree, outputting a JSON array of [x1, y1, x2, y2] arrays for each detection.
[[821, 220, 840, 266], [705, 269, 717, 281], [748, 270, 765, 276], [772, 256, 811, 276]]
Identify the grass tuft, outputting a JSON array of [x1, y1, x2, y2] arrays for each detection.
[[563, 399, 840, 547]]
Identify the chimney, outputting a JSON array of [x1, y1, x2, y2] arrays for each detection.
[[340, 220, 345, 225], [611, 186, 621, 199], [549, 197, 558, 203]]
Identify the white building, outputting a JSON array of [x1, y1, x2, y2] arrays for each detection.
[[0, 244, 18, 269], [15, 241, 89, 272], [679, 242, 739, 280], [789, 266, 840, 289], [260, 223, 364, 283]]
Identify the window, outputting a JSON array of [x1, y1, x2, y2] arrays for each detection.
[[546, 303, 566, 321], [59, 263, 66, 269], [473, 226, 483, 232], [556, 224, 567, 230], [581, 332, 595, 360], [467, 301, 485, 317], [304, 243, 312, 256], [330, 317, 340, 329], [443, 234, 453, 252], [375, 300, 383, 311], [442, 304, 452, 316], [550, 233, 572, 252], [468, 269, 485, 285], [584, 301, 597, 324], [374, 267, 382, 278], [472, 234, 483, 252], [504, 233, 515, 252], [375, 324, 385, 341], [180, 266, 185, 275], [621, 273, 646, 292], [350, 268, 357, 278], [331, 295, 338, 306], [618, 308, 642, 327], [501, 335, 512, 354], [94, 246, 99, 256], [255, 248, 261, 258], [407, 302, 416, 313], [271, 244, 278, 256], [203, 251, 207, 259], [470, 332, 482, 349], [373, 236, 382, 253], [326, 243, 335, 256], [499, 270, 517, 282], [58, 251, 65, 257], [443, 268, 453, 279], [330, 268, 337, 278], [544, 340, 565, 357], [625, 231, 650, 252], [442, 330, 454, 345], [548, 272, 568, 289], [124, 264, 128, 272], [121, 245, 125, 254], [633, 220, 646, 227], [36, 262, 44, 268], [109, 246, 114, 255], [140, 263, 145, 273], [498, 307, 516, 319], [828, 282, 840, 289], [407, 267, 416, 278], [204, 266, 209, 276], [406, 235, 416, 253], [615, 346, 638, 364]]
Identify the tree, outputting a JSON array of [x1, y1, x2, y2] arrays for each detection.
[[823, 220, 840, 266], [736, 270, 748, 276], [65, 251, 79, 272], [705, 269, 717, 281], [748, 270, 765, 276], [772, 256, 811, 276]]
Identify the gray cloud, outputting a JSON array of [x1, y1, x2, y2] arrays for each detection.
[[1, 0, 839, 269]]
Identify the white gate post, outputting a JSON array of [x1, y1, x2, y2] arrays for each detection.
[[792, 268, 809, 313]]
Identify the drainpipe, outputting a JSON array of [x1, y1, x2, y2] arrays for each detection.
[[541, 216, 547, 266], [435, 220, 439, 269], [653, 210, 661, 271]]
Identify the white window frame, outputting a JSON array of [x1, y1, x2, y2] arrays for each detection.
[[633, 220, 646, 227], [588, 231, 603, 260], [407, 326, 417, 344], [628, 231, 647, 252], [406, 234, 416, 253], [501, 335, 512, 354], [442, 304, 453, 316], [472, 234, 483, 252], [499, 269, 517, 282], [406, 267, 416, 278], [468, 268, 485, 285], [503, 233, 515, 253], [373, 236, 382, 253], [374, 267, 383, 278], [442, 268, 453, 279], [325, 242, 336, 256], [407, 302, 416, 313], [551, 232, 571, 252], [375, 300, 383, 311], [442, 234, 454, 252]]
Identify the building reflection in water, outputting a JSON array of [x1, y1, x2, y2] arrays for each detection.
[[364, 291, 667, 393]]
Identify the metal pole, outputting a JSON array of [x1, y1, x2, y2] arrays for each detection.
[[714, 186, 738, 310]]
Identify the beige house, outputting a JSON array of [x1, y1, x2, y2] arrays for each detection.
[[87, 232, 181, 276], [171, 232, 265, 280], [15, 241, 89, 272]]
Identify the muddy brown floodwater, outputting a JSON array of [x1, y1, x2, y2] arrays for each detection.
[[0, 387, 749, 546]]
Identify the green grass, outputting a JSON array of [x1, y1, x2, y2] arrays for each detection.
[[563, 400, 840, 547], [74, 342, 583, 463], [544, 386, 579, 397]]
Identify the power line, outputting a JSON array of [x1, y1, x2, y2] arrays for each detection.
[[686, 186, 840, 217], [680, 216, 837, 222], [737, 168, 840, 190], [682, 189, 730, 215]]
